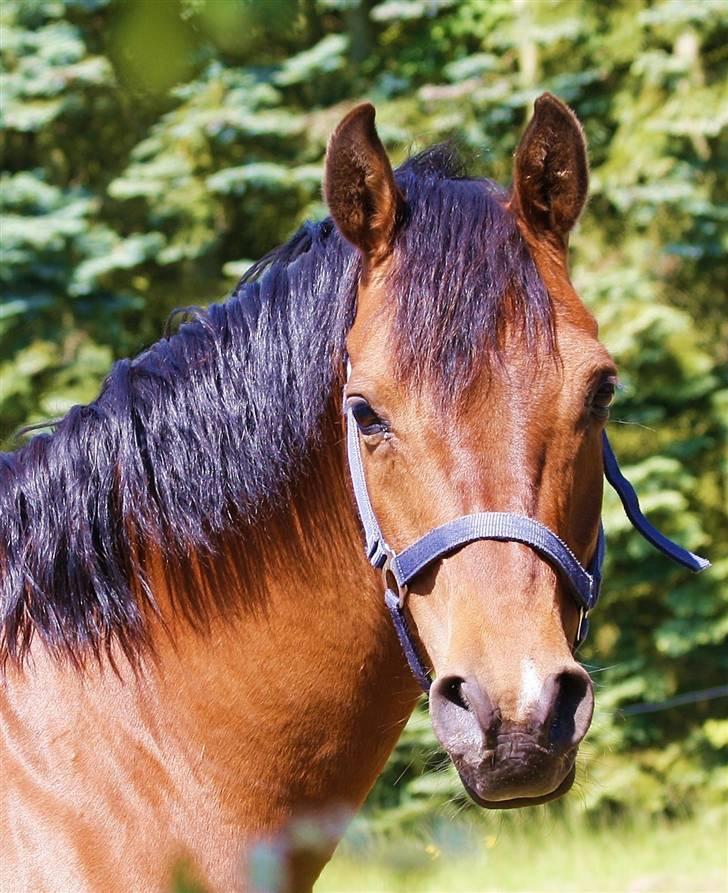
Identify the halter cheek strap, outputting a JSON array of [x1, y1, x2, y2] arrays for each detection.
[[345, 403, 710, 693]]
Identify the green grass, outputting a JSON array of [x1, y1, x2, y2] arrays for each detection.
[[317, 808, 727, 893]]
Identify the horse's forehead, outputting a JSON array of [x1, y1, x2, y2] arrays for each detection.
[[346, 220, 609, 412], [348, 288, 605, 394]]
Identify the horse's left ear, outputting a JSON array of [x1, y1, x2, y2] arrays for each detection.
[[512, 93, 588, 243], [324, 102, 403, 263]]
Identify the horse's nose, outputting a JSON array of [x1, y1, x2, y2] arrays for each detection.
[[430, 665, 593, 753]]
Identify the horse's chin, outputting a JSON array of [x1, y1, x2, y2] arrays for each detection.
[[460, 763, 576, 810]]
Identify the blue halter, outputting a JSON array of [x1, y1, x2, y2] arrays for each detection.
[[345, 402, 710, 692]]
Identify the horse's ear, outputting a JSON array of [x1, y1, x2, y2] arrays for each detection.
[[512, 93, 588, 243], [324, 103, 403, 262]]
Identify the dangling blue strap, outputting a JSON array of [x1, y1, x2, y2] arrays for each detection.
[[602, 432, 710, 573]]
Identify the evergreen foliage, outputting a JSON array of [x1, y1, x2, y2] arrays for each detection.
[[1, 0, 726, 820]]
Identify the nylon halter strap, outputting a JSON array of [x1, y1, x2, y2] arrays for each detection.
[[345, 395, 710, 693]]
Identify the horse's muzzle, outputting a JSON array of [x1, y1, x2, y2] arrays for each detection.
[[429, 667, 594, 808]]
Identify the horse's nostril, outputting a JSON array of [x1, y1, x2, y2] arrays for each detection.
[[545, 668, 594, 750], [430, 675, 500, 749], [441, 676, 469, 711]]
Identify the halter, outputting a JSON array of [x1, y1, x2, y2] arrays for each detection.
[[344, 392, 710, 693]]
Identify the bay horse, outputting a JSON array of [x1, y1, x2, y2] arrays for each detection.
[[0, 95, 708, 892]]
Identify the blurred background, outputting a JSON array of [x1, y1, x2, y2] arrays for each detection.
[[1, 0, 726, 890]]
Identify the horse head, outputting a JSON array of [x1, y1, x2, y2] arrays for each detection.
[[325, 96, 616, 808]]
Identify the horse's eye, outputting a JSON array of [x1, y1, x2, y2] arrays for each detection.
[[591, 376, 617, 419], [348, 398, 388, 435]]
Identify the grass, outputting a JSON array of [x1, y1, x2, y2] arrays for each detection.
[[316, 807, 727, 893]]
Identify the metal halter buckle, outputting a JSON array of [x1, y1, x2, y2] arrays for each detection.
[[381, 545, 408, 609], [575, 608, 589, 650]]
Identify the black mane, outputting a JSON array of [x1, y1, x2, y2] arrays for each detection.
[[0, 146, 551, 667]]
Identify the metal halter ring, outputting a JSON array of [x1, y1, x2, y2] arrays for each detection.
[[380, 545, 408, 608]]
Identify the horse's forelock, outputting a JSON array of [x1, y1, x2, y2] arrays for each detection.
[[390, 156, 553, 397]]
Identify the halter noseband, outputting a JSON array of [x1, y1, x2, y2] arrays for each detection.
[[344, 389, 710, 693]]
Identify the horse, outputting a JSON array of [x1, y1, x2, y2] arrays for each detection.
[[0, 95, 708, 892]]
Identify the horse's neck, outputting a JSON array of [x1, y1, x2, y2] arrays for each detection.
[[3, 416, 418, 892], [150, 423, 419, 821]]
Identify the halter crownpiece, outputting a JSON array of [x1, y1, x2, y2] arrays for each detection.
[[344, 390, 710, 693]]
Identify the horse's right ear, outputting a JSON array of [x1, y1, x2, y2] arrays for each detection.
[[512, 93, 588, 244], [324, 103, 402, 262]]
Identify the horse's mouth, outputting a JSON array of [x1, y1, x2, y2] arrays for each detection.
[[460, 762, 576, 810]]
